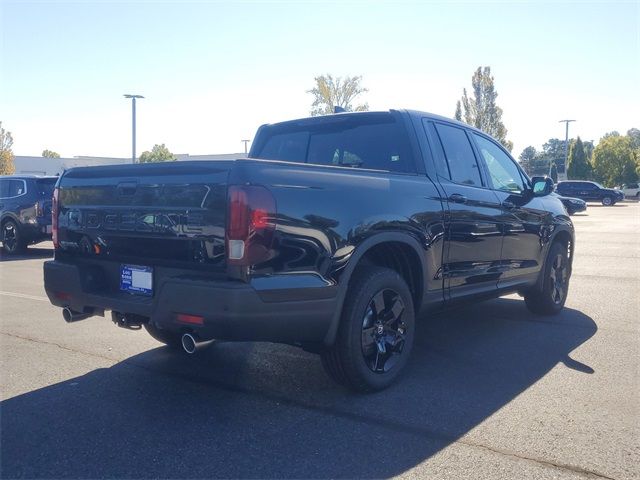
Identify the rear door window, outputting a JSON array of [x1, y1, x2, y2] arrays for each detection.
[[2, 179, 27, 198], [253, 113, 416, 174], [434, 123, 483, 186], [0, 180, 8, 198]]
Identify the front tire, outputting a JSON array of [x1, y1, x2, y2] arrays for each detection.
[[602, 196, 613, 206], [321, 267, 415, 392], [524, 241, 570, 315], [2, 220, 25, 255]]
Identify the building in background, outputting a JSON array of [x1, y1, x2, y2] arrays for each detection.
[[13, 153, 246, 176]]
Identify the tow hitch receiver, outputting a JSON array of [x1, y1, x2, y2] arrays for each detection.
[[111, 312, 148, 330]]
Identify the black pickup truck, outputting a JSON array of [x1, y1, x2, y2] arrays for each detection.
[[44, 110, 574, 391]]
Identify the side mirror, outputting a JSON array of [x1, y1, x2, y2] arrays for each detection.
[[531, 176, 554, 196]]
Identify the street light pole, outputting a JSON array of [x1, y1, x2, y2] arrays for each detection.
[[559, 119, 576, 178], [241, 139, 250, 155], [124, 94, 144, 163]]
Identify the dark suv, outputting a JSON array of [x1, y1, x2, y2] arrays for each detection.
[[1, 175, 58, 254], [556, 180, 624, 206]]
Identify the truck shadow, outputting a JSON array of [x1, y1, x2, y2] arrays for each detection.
[[0, 246, 53, 262], [1, 298, 596, 479]]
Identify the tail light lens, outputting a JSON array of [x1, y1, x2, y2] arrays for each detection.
[[226, 185, 276, 266], [52, 187, 59, 249]]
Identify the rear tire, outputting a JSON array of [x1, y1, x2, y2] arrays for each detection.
[[144, 324, 182, 349], [321, 267, 415, 392], [524, 241, 570, 315], [602, 196, 613, 206], [2, 220, 26, 255]]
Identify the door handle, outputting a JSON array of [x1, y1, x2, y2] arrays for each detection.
[[448, 194, 467, 204], [502, 200, 516, 209]]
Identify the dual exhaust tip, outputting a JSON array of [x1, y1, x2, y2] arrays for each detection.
[[62, 307, 204, 355]]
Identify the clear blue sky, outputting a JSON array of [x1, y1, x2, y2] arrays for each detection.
[[1, 0, 638, 158]]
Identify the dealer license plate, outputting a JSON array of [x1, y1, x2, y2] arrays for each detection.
[[120, 264, 153, 295]]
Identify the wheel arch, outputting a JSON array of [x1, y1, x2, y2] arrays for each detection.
[[323, 232, 427, 346], [532, 226, 574, 293]]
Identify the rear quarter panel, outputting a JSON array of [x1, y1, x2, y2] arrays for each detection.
[[229, 160, 446, 299]]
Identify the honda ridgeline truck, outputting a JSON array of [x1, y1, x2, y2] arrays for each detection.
[[44, 110, 574, 391]]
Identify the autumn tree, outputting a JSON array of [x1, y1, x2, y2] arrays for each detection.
[[0, 122, 16, 175], [308, 74, 369, 116], [42, 149, 60, 158], [139, 144, 176, 163], [457, 66, 513, 151]]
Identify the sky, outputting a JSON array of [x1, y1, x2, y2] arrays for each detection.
[[1, 0, 639, 159]]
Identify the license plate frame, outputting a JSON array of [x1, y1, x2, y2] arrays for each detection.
[[120, 264, 153, 296]]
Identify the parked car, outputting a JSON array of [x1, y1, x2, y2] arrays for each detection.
[[1, 175, 58, 254], [44, 110, 574, 391], [552, 193, 587, 215], [620, 182, 640, 199], [555, 180, 624, 206]]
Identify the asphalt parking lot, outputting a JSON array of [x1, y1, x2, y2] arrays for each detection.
[[1, 202, 638, 479]]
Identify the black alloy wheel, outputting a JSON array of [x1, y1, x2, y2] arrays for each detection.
[[361, 288, 407, 373], [2, 220, 24, 254], [548, 252, 568, 305], [524, 241, 570, 315], [321, 266, 415, 392]]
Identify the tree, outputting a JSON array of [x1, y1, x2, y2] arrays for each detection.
[[602, 131, 620, 139], [518, 146, 537, 175], [457, 66, 513, 151], [42, 149, 60, 158], [550, 162, 558, 183], [627, 128, 640, 149], [139, 144, 176, 163], [454, 101, 462, 121], [308, 74, 369, 116], [592, 135, 637, 186], [566, 137, 591, 180], [583, 140, 595, 162], [0, 122, 15, 175]]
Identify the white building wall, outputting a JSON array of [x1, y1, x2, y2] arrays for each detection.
[[14, 153, 247, 176]]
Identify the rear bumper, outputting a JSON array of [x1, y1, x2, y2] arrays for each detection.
[[44, 260, 338, 344]]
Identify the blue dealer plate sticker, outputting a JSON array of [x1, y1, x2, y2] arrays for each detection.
[[120, 264, 153, 295]]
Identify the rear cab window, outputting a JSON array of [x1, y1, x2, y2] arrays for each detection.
[[251, 112, 416, 174]]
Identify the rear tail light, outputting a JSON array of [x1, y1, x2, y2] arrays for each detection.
[[52, 187, 59, 249], [226, 185, 276, 266]]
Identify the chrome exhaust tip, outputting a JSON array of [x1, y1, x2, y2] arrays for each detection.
[[181, 333, 197, 354], [62, 307, 92, 323]]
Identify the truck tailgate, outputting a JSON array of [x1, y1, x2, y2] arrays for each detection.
[[56, 161, 234, 269]]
